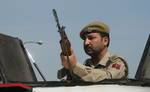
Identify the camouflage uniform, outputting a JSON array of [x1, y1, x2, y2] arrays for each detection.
[[73, 52, 128, 82]]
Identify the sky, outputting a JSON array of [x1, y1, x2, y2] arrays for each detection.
[[0, 0, 150, 81]]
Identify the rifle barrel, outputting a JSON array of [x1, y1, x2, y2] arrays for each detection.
[[52, 9, 61, 30]]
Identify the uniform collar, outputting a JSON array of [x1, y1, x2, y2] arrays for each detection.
[[97, 51, 111, 67]]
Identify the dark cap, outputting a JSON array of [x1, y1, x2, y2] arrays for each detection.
[[80, 21, 110, 39]]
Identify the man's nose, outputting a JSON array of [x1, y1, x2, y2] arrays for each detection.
[[84, 38, 90, 45]]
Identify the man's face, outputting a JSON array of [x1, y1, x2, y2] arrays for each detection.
[[83, 32, 108, 56]]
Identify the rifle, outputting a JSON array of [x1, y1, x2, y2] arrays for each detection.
[[52, 9, 73, 80]]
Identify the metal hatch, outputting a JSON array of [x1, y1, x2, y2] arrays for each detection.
[[135, 34, 150, 80], [0, 33, 37, 83]]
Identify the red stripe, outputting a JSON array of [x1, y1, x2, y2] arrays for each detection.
[[0, 83, 32, 90]]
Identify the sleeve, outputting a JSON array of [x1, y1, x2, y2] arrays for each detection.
[[107, 57, 128, 79], [72, 58, 128, 82]]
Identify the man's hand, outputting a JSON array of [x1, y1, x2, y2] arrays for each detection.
[[60, 49, 77, 69]]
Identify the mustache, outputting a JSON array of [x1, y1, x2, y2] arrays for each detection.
[[84, 45, 92, 50]]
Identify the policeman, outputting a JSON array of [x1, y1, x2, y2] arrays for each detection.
[[60, 21, 128, 82]]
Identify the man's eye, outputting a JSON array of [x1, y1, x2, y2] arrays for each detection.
[[88, 36, 95, 40]]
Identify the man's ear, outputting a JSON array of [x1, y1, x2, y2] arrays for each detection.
[[103, 37, 108, 46]]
